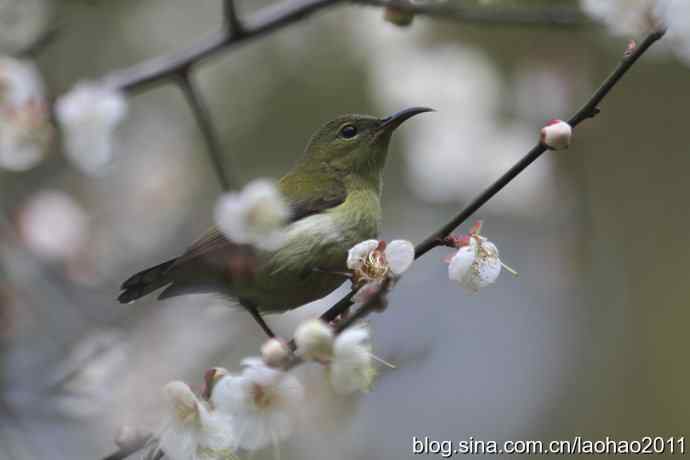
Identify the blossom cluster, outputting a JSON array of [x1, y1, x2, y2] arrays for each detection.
[[155, 218, 514, 459], [0, 56, 127, 174], [0, 57, 51, 171], [158, 321, 378, 460]]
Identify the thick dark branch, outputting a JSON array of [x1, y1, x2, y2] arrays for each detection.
[[320, 29, 667, 324], [105, 0, 586, 94], [176, 74, 238, 191], [105, 0, 342, 93]]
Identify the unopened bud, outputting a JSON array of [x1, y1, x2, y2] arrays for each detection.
[[540, 119, 572, 150], [261, 337, 290, 367], [294, 318, 334, 362]]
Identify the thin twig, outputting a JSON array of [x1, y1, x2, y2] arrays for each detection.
[[333, 277, 392, 333], [318, 28, 668, 324], [224, 0, 245, 37], [176, 73, 238, 191]]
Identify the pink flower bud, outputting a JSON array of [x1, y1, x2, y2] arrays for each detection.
[[540, 119, 572, 150]]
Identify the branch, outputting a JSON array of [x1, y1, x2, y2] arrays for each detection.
[[318, 28, 667, 324], [176, 73, 238, 191], [99, 0, 587, 193], [104, 0, 342, 93], [224, 0, 245, 37], [353, 0, 587, 27]]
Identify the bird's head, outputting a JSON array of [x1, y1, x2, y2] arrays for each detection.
[[296, 107, 433, 181]]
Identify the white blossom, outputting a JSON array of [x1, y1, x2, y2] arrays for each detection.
[[540, 119, 572, 150], [210, 358, 303, 450], [663, 0, 690, 63], [448, 236, 502, 293], [0, 57, 51, 171], [580, 0, 690, 66], [294, 318, 334, 362], [261, 338, 290, 368], [329, 326, 376, 395], [19, 190, 88, 262], [160, 381, 238, 460], [346, 239, 414, 284], [385, 239, 415, 275], [214, 179, 290, 250], [55, 82, 127, 175], [346, 239, 379, 271]]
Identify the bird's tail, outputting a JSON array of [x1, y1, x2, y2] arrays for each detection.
[[118, 258, 177, 304]]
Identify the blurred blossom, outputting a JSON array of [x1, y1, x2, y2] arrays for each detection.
[[55, 82, 127, 175], [581, 0, 690, 65], [210, 358, 304, 450], [581, 0, 662, 36], [662, 0, 690, 63], [160, 380, 238, 460], [0, 0, 52, 54], [18, 190, 89, 262], [353, 18, 562, 217], [261, 337, 290, 367], [329, 326, 376, 395], [214, 179, 290, 250], [294, 318, 334, 362], [0, 56, 52, 171]]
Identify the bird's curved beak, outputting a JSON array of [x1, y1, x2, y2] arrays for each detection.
[[378, 106, 434, 132]]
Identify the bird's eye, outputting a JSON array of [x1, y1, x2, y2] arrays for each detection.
[[340, 124, 358, 139]]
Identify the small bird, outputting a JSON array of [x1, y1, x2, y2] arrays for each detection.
[[118, 107, 431, 336]]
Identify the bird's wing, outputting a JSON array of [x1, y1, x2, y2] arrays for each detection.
[[174, 185, 347, 266]]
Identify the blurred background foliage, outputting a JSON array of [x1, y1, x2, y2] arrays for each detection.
[[1, 0, 689, 459]]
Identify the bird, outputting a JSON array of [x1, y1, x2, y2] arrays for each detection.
[[118, 107, 432, 336]]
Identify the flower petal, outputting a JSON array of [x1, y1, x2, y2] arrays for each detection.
[[346, 239, 379, 270], [448, 245, 476, 284], [385, 239, 414, 275], [294, 319, 334, 361], [330, 326, 375, 395]]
